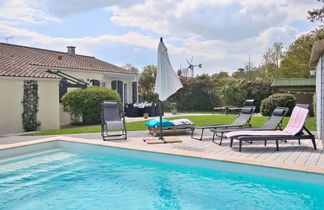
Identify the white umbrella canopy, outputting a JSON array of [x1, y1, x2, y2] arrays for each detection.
[[154, 37, 183, 140], [155, 38, 183, 101]]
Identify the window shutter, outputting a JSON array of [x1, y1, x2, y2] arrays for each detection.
[[132, 82, 137, 103], [117, 80, 123, 102], [111, 80, 117, 90]]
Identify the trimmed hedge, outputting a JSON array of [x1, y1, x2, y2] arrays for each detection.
[[260, 93, 296, 116], [61, 87, 121, 125]]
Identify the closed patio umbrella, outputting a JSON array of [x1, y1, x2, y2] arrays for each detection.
[[155, 37, 183, 140]]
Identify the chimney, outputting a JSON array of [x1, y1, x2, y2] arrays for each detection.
[[67, 46, 76, 55]]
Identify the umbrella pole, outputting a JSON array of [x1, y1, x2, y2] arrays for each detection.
[[159, 100, 164, 141]]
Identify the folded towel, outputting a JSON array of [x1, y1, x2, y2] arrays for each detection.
[[170, 119, 195, 126]]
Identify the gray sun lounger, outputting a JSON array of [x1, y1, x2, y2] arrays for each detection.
[[211, 107, 289, 145], [191, 100, 256, 141], [227, 104, 316, 152], [101, 101, 127, 140]]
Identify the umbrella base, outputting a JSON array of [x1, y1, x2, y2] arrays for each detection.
[[143, 137, 182, 144]]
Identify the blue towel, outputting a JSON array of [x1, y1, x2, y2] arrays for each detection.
[[145, 119, 174, 127]]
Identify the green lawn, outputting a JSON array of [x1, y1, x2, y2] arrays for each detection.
[[23, 115, 316, 136]]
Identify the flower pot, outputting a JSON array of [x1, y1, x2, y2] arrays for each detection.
[[143, 113, 149, 119]]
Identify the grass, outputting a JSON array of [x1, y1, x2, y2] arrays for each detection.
[[23, 115, 316, 136]]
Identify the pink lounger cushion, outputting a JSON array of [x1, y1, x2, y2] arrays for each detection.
[[226, 106, 309, 138]]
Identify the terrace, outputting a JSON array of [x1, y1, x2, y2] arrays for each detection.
[[1, 129, 323, 175]]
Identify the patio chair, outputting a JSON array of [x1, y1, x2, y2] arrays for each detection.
[[191, 99, 256, 141], [101, 101, 127, 140], [226, 104, 316, 152], [211, 107, 289, 145]]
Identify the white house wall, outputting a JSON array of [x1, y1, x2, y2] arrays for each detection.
[[316, 56, 324, 146], [0, 77, 60, 134]]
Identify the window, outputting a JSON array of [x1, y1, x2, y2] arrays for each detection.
[[101, 82, 106, 88]]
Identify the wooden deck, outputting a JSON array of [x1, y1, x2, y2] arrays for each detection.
[[0, 132, 323, 174], [114, 134, 324, 174]]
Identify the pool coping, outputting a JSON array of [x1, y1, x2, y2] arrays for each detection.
[[1, 136, 324, 175]]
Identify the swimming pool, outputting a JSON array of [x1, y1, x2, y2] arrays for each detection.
[[1, 141, 324, 209]]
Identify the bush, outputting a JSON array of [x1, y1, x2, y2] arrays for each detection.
[[260, 93, 296, 116], [168, 74, 217, 111], [240, 80, 272, 112], [61, 87, 121, 125]]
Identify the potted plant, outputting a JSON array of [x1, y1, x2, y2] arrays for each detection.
[[171, 102, 177, 115]]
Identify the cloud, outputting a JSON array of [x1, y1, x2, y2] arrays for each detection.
[[40, 0, 141, 17], [0, 0, 60, 24], [0, 0, 317, 74], [109, 0, 317, 41]]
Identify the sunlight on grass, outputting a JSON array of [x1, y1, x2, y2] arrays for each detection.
[[23, 115, 316, 136]]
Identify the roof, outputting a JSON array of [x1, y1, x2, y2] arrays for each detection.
[[0, 43, 135, 79], [310, 39, 324, 66], [271, 78, 316, 87]]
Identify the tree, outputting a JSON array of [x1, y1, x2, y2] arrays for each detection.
[[257, 42, 283, 80], [168, 74, 217, 111], [278, 26, 324, 78], [308, 0, 324, 23], [218, 80, 246, 106], [240, 80, 272, 112], [122, 64, 139, 74], [138, 65, 157, 102]]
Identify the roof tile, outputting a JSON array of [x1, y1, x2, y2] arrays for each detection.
[[0, 43, 135, 79]]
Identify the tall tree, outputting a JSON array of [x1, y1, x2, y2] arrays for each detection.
[[138, 65, 157, 102], [278, 26, 324, 78], [257, 42, 283, 80], [308, 0, 324, 23]]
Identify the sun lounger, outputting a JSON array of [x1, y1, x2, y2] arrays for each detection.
[[191, 101, 256, 140], [226, 105, 316, 152], [211, 107, 289, 145], [146, 118, 195, 136]]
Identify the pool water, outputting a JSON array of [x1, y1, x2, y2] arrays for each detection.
[[1, 149, 324, 210]]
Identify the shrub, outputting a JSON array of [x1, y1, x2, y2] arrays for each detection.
[[61, 87, 121, 125], [22, 80, 41, 131], [260, 93, 296, 116], [240, 80, 272, 112], [168, 74, 217, 111]]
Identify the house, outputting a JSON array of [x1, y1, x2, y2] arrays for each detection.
[[0, 43, 138, 134], [310, 39, 324, 146], [271, 78, 316, 115]]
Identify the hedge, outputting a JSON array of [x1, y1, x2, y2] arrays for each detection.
[[61, 87, 121, 125], [260, 93, 296, 116]]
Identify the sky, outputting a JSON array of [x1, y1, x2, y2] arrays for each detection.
[[0, 0, 321, 74]]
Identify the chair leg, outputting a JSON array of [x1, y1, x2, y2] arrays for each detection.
[[230, 138, 233, 147], [200, 129, 204, 141], [298, 139, 301, 145], [239, 140, 242, 152], [264, 140, 267, 146], [212, 131, 216, 142], [219, 133, 224, 145], [191, 128, 204, 141], [311, 137, 317, 150], [276, 140, 279, 151]]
